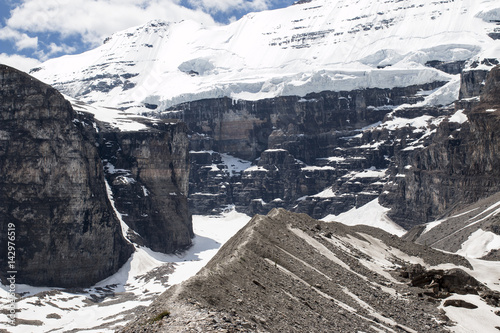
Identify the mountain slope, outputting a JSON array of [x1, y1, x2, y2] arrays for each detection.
[[121, 209, 500, 332], [30, 0, 500, 113]]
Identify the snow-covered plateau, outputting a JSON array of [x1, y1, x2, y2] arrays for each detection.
[[31, 0, 500, 113]]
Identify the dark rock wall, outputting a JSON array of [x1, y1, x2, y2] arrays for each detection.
[[383, 66, 500, 228], [459, 69, 489, 99], [158, 82, 447, 218], [99, 121, 193, 253], [0, 65, 133, 287], [162, 82, 445, 162]]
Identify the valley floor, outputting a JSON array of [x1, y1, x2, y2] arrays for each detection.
[[0, 208, 250, 333], [2, 202, 500, 332]]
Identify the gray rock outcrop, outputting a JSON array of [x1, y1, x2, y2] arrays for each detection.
[[0, 65, 133, 287], [383, 65, 500, 227], [99, 120, 193, 253]]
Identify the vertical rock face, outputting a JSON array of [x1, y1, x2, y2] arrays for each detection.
[[164, 83, 445, 162], [99, 121, 193, 253], [0, 65, 133, 287], [160, 82, 447, 218], [384, 66, 500, 227]]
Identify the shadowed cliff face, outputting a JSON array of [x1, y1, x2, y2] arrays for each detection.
[[384, 66, 500, 227], [159, 82, 448, 218], [0, 65, 133, 287], [163, 83, 445, 162], [99, 121, 193, 253]]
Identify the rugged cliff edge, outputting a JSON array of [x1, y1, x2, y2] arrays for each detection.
[[98, 120, 193, 253], [0, 65, 133, 287], [384, 65, 500, 227]]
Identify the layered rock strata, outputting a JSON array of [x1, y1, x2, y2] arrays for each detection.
[[383, 65, 500, 227], [158, 82, 448, 218], [98, 120, 193, 253], [162, 82, 445, 162], [0, 65, 133, 287]]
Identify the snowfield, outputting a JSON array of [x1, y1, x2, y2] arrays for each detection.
[[31, 0, 500, 114]]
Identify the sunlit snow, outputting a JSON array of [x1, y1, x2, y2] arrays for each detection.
[[31, 0, 500, 113], [322, 198, 406, 237], [0, 208, 251, 332]]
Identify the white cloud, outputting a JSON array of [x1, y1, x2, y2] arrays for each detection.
[[0, 26, 38, 50], [0, 53, 41, 72], [187, 0, 270, 13], [47, 42, 76, 56], [5, 0, 217, 47], [34, 42, 78, 61]]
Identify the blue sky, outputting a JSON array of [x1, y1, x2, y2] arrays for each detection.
[[0, 0, 297, 71]]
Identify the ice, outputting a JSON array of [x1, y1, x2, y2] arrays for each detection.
[[31, 0, 500, 113]]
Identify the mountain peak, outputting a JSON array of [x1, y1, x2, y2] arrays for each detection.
[[32, 0, 499, 113]]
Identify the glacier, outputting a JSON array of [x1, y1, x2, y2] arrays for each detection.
[[31, 0, 500, 114]]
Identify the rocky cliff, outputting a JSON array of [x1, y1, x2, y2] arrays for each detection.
[[98, 120, 193, 253], [168, 62, 500, 227], [383, 65, 500, 227], [157, 82, 449, 218], [162, 83, 445, 162], [0, 65, 133, 287]]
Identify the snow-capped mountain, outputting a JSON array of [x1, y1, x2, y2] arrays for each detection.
[[31, 0, 500, 113], [4, 1, 500, 331]]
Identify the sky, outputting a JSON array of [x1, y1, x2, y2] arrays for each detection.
[[0, 0, 297, 72]]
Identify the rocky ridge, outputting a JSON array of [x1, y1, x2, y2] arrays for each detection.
[[121, 208, 500, 333]]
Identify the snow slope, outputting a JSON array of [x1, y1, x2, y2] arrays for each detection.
[[31, 0, 500, 113], [322, 198, 407, 236], [0, 209, 251, 332]]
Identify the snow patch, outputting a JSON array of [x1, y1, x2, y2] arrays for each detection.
[[322, 199, 406, 237], [449, 109, 468, 124], [457, 229, 500, 259]]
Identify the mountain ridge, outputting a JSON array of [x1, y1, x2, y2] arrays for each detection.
[[121, 208, 500, 332], [30, 0, 500, 113]]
